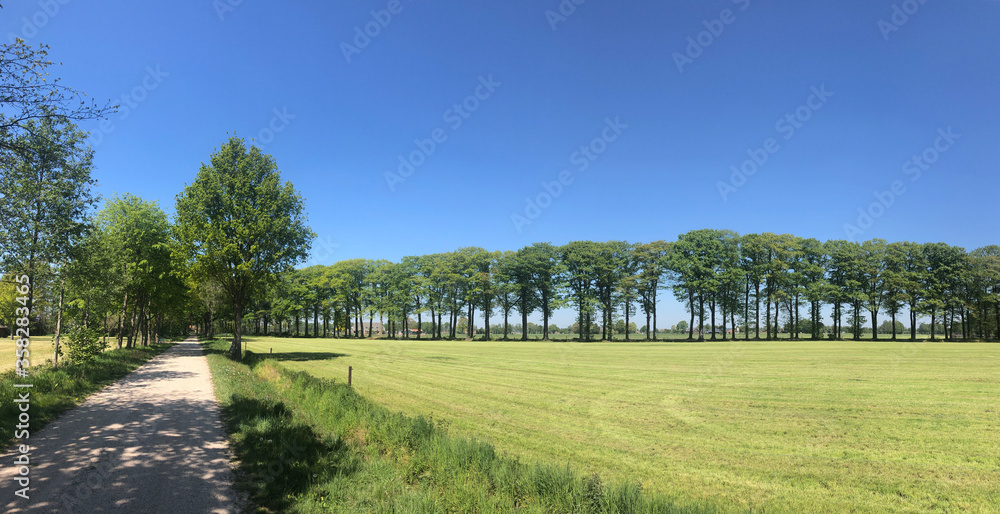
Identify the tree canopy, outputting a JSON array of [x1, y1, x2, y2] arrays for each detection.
[[174, 136, 314, 359]]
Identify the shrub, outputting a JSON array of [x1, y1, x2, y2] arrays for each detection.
[[66, 327, 107, 364]]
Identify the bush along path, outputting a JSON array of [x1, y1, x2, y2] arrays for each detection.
[[0, 337, 241, 513], [202, 337, 716, 513]]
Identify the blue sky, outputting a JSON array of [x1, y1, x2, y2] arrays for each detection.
[[4, 0, 998, 327]]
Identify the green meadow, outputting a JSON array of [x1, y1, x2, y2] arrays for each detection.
[[239, 336, 1000, 512]]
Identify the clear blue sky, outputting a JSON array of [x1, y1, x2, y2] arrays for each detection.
[[4, 0, 998, 328]]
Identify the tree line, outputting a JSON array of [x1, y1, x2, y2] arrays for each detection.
[[2, 38, 998, 368], [249, 232, 999, 343]]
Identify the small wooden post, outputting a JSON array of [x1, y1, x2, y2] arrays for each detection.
[[348, 366, 353, 387], [269, 348, 272, 354]]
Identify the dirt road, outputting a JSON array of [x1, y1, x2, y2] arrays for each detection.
[[0, 338, 241, 512]]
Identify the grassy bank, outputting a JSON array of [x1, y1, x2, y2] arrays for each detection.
[[0, 341, 175, 445], [203, 337, 706, 513]]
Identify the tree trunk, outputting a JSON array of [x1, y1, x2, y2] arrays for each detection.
[[542, 293, 551, 341], [687, 291, 695, 340], [230, 303, 244, 360], [994, 300, 999, 341], [521, 301, 529, 341], [745, 281, 751, 341], [118, 288, 130, 349], [484, 299, 490, 341], [53, 274, 65, 368], [697, 295, 705, 342], [652, 300, 658, 341], [754, 282, 761, 339], [625, 300, 631, 341], [766, 295, 772, 340], [468, 303, 474, 339], [709, 299, 717, 340], [720, 299, 727, 341]]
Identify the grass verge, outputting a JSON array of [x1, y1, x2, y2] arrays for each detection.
[[202, 337, 713, 513], [0, 341, 176, 445]]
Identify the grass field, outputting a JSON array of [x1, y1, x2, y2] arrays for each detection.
[[0, 335, 55, 372], [239, 336, 1000, 512], [0, 335, 124, 372]]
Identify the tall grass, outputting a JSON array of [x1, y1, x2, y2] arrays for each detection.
[[0, 342, 174, 444], [203, 338, 712, 513]]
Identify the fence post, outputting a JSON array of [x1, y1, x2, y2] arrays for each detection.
[[348, 366, 353, 387]]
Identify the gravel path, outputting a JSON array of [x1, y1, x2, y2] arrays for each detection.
[[0, 338, 241, 513]]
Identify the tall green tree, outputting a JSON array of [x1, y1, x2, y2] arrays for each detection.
[[883, 242, 909, 341], [799, 238, 829, 340], [401, 255, 431, 339], [635, 241, 670, 340], [971, 246, 1000, 340], [861, 239, 888, 340], [826, 240, 866, 340], [897, 242, 927, 341], [174, 137, 314, 359], [615, 242, 640, 341], [560, 241, 600, 341], [739, 233, 769, 339], [493, 251, 518, 340], [525, 242, 563, 340], [593, 241, 629, 341], [95, 194, 176, 349], [0, 116, 96, 331], [922, 243, 966, 340]]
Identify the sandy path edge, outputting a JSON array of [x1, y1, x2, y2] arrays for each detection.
[[0, 337, 244, 513]]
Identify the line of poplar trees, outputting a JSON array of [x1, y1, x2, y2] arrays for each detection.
[[249, 230, 1000, 342]]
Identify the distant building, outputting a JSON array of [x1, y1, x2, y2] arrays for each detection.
[[352, 321, 385, 337]]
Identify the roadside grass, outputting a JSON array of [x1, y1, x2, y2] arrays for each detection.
[[239, 336, 1000, 513], [202, 337, 707, 513], [0, 341, 175, 445]]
